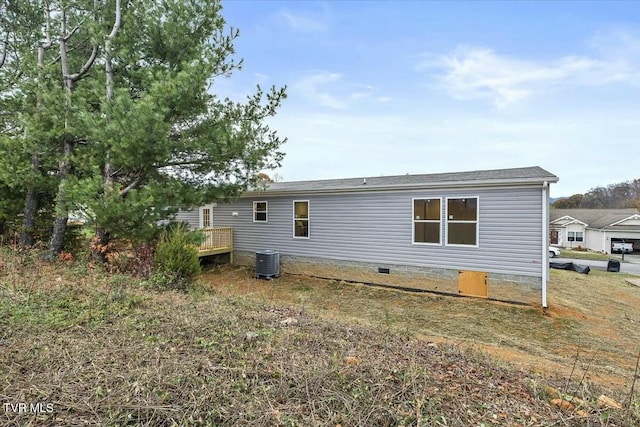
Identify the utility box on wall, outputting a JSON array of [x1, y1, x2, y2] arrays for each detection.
[[458, 270, 488, 298]]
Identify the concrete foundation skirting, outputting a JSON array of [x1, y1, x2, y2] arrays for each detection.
[[232, 251, 542, 305]]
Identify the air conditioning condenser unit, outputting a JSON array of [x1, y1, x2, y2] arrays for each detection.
[[255, 250, 280, 279]]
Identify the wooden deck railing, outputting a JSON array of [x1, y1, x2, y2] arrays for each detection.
[[198, 227, 233, 257]]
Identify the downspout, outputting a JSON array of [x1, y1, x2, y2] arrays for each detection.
[[542, 181, 549, 309]]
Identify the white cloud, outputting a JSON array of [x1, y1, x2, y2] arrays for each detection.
[[253, 73, 270, 84], [586, 29, 640, 84], [276, 7, 328, 33], [292, 71, 388, 110], [294, 71, 346, 109], [589, 28, 640, 59], [418, 47, 598, 107], [418, 32, 640, 108]]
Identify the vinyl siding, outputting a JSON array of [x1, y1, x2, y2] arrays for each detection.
[[175, 209, 199, 229], [585, 229, 604, 252], [210, 185, 545, 278]]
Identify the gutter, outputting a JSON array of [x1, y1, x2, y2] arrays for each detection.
[[542, 180, 549, 309]]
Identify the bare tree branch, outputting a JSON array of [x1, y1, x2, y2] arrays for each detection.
[[63, 18, 87, 43], [0, 31, 8, 69], [101, 0, 122, 198], [44, 0, 52, 45], [67, 44, 98, 82], [119, 177, 142, 197], [106, 0, 122, 41], [104, 0, 121, 100], [162, 160, 208, 168]]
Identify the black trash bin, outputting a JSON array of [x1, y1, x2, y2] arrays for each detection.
[[607, 259, 620, 273]]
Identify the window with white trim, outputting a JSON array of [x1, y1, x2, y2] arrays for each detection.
[[413, 198, 441, 244], [200, 206, 212, 228], [293, 200, 309, 238], [567, 231, 584, 242], [253, 201, 268, 222], [446, 197, 478, 246]]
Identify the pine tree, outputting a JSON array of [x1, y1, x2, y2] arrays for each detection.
[[76, 0, 286, 254], [0, 0, 287, 255], [0, 1, 58, 245]]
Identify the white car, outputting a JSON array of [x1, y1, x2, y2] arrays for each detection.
[[549, 246, 561, 258]]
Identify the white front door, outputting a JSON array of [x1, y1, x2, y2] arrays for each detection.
[[199, 205, 213, 228]]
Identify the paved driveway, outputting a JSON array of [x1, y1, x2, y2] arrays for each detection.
[[553, 258, 640, 275], [623, 254, 640, 264]]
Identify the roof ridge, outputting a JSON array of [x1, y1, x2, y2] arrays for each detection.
[[246, 166, 558, 195]]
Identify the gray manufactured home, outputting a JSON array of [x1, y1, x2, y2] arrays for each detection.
[[177, 166, 559, 306]]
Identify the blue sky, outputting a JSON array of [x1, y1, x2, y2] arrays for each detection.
[[217, 1, 640, 197]]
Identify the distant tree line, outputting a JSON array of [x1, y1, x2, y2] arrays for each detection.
[[552, 179, 640, 210]]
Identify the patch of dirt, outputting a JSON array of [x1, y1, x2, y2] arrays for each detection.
[[476, 343, 629, 390], [545, 304, 593, 321]]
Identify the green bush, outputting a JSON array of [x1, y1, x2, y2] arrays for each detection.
[[63, 223, 89, 255], [152, 223, 201, 288]]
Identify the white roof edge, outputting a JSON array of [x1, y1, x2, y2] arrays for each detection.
[[607, 214, 640, 228], [550, 216, 589, 227], [550, 215, 575, 224]]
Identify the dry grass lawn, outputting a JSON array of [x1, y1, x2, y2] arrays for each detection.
[[2, 247, 639, 426], [202, 265, 640, 391]]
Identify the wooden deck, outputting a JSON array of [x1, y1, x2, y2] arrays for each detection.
[[198, 227, 233, 258]]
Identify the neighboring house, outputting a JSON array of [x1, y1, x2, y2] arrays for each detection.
[[177, 166, 558, 306], [550, 208, 640, 253]]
